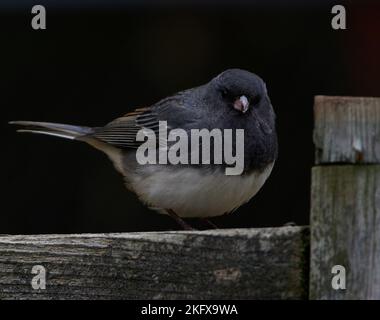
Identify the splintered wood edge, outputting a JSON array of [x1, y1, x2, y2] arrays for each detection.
[[313, 95, 380, 164]]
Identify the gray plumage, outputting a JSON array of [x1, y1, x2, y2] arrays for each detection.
[[10, 69, 278, 220]]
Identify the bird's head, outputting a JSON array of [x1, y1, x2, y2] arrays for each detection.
[[208, 68, 271, 116]]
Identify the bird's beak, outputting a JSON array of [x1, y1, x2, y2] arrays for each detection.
[[233, 95, 249, 113]]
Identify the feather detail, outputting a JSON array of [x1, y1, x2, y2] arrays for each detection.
[[92, 106, 160, 149], [9, 121, 94, 140]]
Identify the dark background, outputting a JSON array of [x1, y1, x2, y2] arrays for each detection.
[[1, 0, 379, 234]]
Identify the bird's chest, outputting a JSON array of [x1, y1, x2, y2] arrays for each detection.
[[129, 163, 274, 218]]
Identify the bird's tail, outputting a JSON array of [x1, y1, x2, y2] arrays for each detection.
[[9, 121, 94, 140], [9, 121, 124, 174]]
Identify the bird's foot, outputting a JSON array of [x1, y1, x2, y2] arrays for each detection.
[[167, 209, 195, 230], [201, 218, 218, 229]]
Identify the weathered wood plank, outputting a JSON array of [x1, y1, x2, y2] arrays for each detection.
[[310, 165, 380, 299], [0, 227, 309, 300], [313, 96, 380, 164]]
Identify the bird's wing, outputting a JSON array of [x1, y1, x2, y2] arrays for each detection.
[[91, 94, 200, 149], [91, 107, 159, 149]]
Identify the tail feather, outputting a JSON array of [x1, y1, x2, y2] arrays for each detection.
[[9, 120, 124, 175], [9, 121, 94, 140]]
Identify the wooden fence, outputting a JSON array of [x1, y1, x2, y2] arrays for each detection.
[[1, 96, 379, 299], [310, 96, 380, 299]]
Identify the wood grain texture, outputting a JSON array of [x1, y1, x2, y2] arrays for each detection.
[[310, 165, 380, 299], [313, 96, 380, 164], [0, 227, 309, 300]]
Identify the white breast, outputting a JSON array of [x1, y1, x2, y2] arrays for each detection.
[[128, 163, 274, 218]]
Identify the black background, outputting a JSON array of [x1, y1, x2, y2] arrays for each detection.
[[1, 0, 379, 234]]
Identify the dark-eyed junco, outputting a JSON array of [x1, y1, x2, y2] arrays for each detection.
[[10, 69, 278, 230]]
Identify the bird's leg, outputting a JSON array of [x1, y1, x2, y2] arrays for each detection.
[[200, 218, 218, 229], [167, 209, 194, 230]]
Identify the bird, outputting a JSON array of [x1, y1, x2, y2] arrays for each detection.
[[10, 69, 278, 230]]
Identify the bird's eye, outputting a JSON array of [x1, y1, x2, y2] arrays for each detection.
[[252, 94, 261, 105], [221, 88, 229, 98]]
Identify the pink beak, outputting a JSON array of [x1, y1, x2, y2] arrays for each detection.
[[233, 95, 249, 113]]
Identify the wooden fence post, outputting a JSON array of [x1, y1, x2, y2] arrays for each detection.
[[310, 96, 380, 299]]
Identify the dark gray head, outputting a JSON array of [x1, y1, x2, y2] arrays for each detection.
[[204, 69, 273, 122], [211, 69, 266, 112], [203, 69, 278, 172]]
